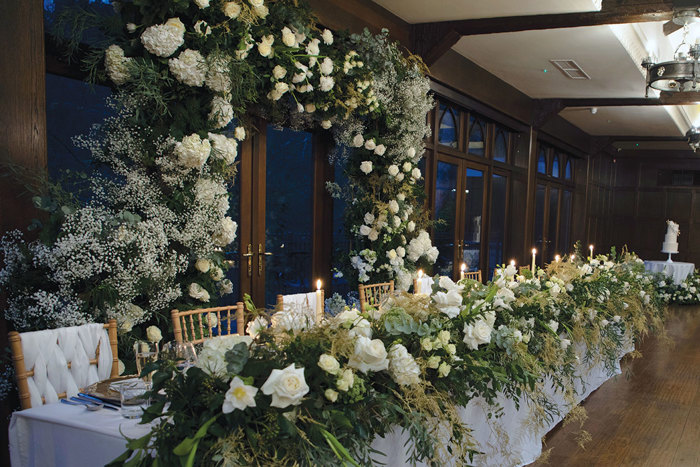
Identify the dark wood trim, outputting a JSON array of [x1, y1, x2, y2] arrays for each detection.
[[251, 119, 267, 305], [238, 135, 254, 301], [524, 127, 538, 259]]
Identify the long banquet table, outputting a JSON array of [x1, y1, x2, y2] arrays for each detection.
[[9, 340, 633, 467]]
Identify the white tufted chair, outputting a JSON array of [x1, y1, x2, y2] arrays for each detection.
[[413, 276, 434, 295], [9, 320, 119, 410]]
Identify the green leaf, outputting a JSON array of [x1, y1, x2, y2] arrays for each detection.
[[173, 414, 220, 457], [319, 428, 361, 467], [225, 342, 249, 375]]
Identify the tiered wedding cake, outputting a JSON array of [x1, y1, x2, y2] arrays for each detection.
[[661, 220, 680, 254]]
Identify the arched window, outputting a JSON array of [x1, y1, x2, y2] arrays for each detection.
[[564, 159, 572, 180], [551, 154, 560, 178], [468, 115, 485, 156], [537, 148, 547, 174], [493, 129, 508, 162], [438, 103, 458, 148]]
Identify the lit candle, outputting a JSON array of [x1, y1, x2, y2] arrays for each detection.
[[570, 254, 575, 262], [555, 254, 560, 263], [460, 263, 466, 280], [315, 279, 323, 324], [414, 269, 424, 295], [510, 259, 516, 267], [531, 248, 537, 272], [589, 244, 594, 260]]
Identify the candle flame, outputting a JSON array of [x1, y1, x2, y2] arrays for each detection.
[[417, 269, 423, 279], [316, 279, 322, 291], [460, 263, 466, 271], [570, 254, 576, 261], [531, 248, 537, 255], [509, 259, 515, 266], [555, 255, 560, 262]]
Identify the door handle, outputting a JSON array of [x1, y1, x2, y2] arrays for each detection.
[[242, 243, 253, 277], [258, 243, 272, 276]]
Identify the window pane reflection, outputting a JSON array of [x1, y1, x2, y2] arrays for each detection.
[[494, 130, 508, 162], [265, 127, 313, 308], [534, 185, 545, 259], [438, 104, 458, 148], [434, 161, 458, 277], [468, 116, 485, 156], [565, 160, 572, 180], [462, 168, 484, 271], [488, 174, 506, 278], [332, 160, 351, 297], [552, 155, 560, 178], [537, 149, 547, 174], [548, 187, 559, 261], [560, 191, 572, 255]]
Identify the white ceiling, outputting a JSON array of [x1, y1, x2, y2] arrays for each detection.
[[373, 0, 697, 138]]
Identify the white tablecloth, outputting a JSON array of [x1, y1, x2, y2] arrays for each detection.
[[9, 403, 152, 467], [9, 341, 633, 467], [644, 260, 695, 285]]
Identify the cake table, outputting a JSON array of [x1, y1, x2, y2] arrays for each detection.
[[644, 260, 695, 285]]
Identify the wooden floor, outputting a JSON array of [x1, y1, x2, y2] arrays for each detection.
[[532, 306, 700, 467]]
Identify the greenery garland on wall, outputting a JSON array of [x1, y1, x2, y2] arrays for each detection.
[[0, 0, 436, 336]]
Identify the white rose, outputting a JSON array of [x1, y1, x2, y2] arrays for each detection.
[[411, 167, 421, 179], [407, 221, 416, 232], [210, 267, 224, 281], [194, 20, 211, 36], [463, 319, 492, 350], [281, 27, 297, 47], [305, 103, 316, 113], [348, 336, 389, 374], [388, 344, 421, 386], [403, 162, 412, 172], [189, 283, 211, 302], [195, 258, 211, 273], [223, 2, 241, 18], [146, 326, 162, 343], [321, 120, 332, 129], [336, 369, 354, 392], [396, 173, 405, 182], [368, 229, 379, 241], [322, 29, 334, 45], [194, 0, 209, 8], [126, 23, 137, 33], [318, 354, 340, 375], [222, 377, 258, 413], [364, 139, 376, 151], [325, 388, 339, 402], [359, 225, 371, 236], [433, 289, 462, 318], [388, 165, 399, 177], [261, 364, 309, 408], [234, 126, 246, 141], [360, 161, 373, 174], [207, 313, 218, 328], [388, 200, 399, 213], [352, 134, 364, 147], [547, 320, 559, 333], [560, 338, 571, 350], [272, 65, 287, 79], [364, 212, 375, 224], [207, 132, 238, 164], [250, 0, 264, 8], [407, 147, 416, 159]]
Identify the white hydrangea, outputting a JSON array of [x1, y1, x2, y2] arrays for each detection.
[[321, 29, 333, 45], [175, 133, 211, 169], [207, 132, 238, 165], [212, 217, 238, 247], [206, 55, 232, 93], [140, 17, 185, 58], [222, 2, 241, 18], [104, 45, 131, 85], [169, 49, 206, 87], [209, 94, 234, 129], [193, 0, 210, 8], [406, 230, 437, 263], [320, 57, 333, 75], [319, 76, 334, 92], [388, 343, 420, 386]]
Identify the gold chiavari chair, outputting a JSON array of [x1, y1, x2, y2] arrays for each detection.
[[463, 270, 482, 283], [9, 320, 119, 410], [171, 303, 245, 345], [358, 280, 394, 312], [519, 265, 531, 274]]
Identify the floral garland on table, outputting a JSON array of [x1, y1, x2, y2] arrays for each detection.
[[0, 0, 435, 338], [117, 251, 666, 466], [654, 270, 700, 305]]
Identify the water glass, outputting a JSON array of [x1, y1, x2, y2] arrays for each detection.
[[134, 340, 158, 383], [161, 341, 198, 371], [120, 380, 149, 419]]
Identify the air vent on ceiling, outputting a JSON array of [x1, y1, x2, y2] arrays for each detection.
[[549, 59, 591, 80]]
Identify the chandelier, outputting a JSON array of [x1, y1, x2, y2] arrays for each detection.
[[642, 25, 700, 96], [686, 127, 700, 152]]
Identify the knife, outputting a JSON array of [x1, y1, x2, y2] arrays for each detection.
[[76, 393, 121, 410]]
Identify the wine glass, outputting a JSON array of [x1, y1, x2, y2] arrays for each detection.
[[161, 341, 198, 371], [133, 340, 158, 384]]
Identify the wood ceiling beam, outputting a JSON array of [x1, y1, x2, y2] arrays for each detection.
[[539, 93, 700, 109], [412, 1, 675, 66]]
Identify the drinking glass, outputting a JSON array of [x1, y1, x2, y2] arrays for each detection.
[[161, 341, 198, 371], [120, 380, 149, 419], [133, 340, 158, 384]]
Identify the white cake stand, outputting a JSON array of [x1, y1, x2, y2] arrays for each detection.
[[662, 251, 676, 263]]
